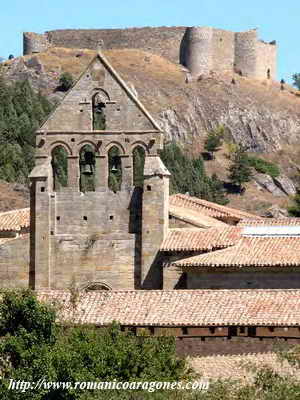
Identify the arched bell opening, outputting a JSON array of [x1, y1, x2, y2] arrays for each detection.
[[79, 144, 96, 192], [51, 145, 68, 191], [132, 146, 145, 188], [108, 146, 122, 192], [92, 91, 107, 130]]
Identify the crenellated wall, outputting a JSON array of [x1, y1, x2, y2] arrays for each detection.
[[23, 26, 277, 80]]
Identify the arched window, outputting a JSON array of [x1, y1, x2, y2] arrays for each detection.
[[79, 144, 95, 192], [92, 91, 108, 130], [133, 146, 145, 187], [51, 145, 68, 191], [108, 146, 122, 192]]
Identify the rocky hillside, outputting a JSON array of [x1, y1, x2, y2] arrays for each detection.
[[2, 47, 300, 214]]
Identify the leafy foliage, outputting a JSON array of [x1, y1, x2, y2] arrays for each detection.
[[292, 73, 300, 90], [108, 146, 122, 192], [0, 77, 52, 183], [288, 190, 300, 217], [228, 148, 253, 191], [247, 156, 280, 178], [59, 72, 74, 92], [0, 290, 190, 399], [204, 125, 224, 157], [133, 146, 145, 187], [159, 142, 228, 205]]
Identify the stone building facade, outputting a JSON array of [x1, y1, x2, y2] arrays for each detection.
[[23, 26, 277, 80], [29, 51, 169, 290]]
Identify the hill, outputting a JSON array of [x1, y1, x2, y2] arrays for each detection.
[[1, 47, 300, 214]]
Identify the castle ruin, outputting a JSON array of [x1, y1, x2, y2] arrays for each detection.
[[23, 26, 277, 80]]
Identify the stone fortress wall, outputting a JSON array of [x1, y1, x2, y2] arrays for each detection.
[[23, 26, 277, 80]]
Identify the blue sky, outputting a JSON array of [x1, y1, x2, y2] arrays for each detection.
[[1, 0, 299, 83]]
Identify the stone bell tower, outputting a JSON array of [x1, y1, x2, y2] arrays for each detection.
[[29, 51, 169, 290]]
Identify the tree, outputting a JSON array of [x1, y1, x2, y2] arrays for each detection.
[[228, 148, 253, 193], [59, 72, 74, 91], [292, 73, 300, 90], [288, 190, 300, 217], [159, 142, 229, 204], [0, 77, 52, 183], [0, 290, 190, 400], [203, 126, 224, 159]]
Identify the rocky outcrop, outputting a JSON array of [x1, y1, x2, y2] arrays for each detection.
[[253, 173, 285, 196], [273, 175, 297, 196]]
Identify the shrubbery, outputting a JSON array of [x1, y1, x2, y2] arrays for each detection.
[[0, 77, 52, 183], [247, 156, 280, 178], [159, 142, 229, 205]]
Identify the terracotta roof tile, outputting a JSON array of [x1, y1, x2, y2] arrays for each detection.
[[175, 236, 300, 268], [169, 194, 260, 221], [0, 208, 30, 231], [37, 289, 300, 327], [161, 227, 241, 252], [239, 218, 300, 227], [169, 205, 227, 228]]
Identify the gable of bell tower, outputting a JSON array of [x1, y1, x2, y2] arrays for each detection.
[[41, 53, 160, 132]]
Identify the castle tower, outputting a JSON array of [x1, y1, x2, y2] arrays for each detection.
[[180, 26, 213, 77], [29, 51, 168, 290]]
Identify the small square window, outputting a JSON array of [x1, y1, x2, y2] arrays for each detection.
[[83, 216, 88, 221], [41, 187, 45, 192], [147, 185, 151, 191], [182, 327, 188, 335], [56, 216, 60, 221], [71, 138, 75, 142], [109, 215, 114, 220]]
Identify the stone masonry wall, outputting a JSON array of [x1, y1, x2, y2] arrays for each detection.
[[49, 190, 137, 290], [212, 29, 235, 73], [256, 40, 277, 80], [187, 270, 300, 289], [23, 27, 277, 80], [176, 337, 300, 357], [24, 27, 186, 63], [0, 236, 29, 288]]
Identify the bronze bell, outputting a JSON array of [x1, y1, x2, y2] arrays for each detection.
[[82, 164, 93, 175]]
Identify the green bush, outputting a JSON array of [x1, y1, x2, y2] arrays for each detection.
[[0, 77, 52, 183], [59, 72, 74, 91], [0, 290, 191, 399], [159, 142, 228, 205], [247, 156, 280, 178]]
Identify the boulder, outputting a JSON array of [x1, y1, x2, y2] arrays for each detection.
[[273, 174, 297, 196], [253, 173, 285, 196]]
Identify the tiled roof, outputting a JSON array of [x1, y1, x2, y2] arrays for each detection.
[[160, 227, 241, 252], [174, 236, 300, 268], [239, 218, 300, 227], [0, 208, 30, 231], [37, 289, 300, 327], [169, 194, 260, 221], [169, 205, 227, 228]]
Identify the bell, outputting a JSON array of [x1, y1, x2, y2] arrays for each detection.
[[82, 164, 93, 175], [111, 165, 118, 173]]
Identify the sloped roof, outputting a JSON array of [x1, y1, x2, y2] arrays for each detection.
[[239, 218, 300, 227], [161, 227, 241, 252], [169, 194, 261, 221], [169, 205, 227, 228], [37, 289, 300, 327], [0, 208, 30, 232], [174, 236, 300, 268]]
